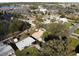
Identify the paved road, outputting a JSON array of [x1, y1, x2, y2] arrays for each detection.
[[69, 23, 79, 34], [69, 23, 79, 39], [70, 35, 79, 40], [72, 33, 79, 37]]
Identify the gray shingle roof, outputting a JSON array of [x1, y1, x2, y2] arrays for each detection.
[[16, 37, 35, 51], [0, 43, 15, 56]]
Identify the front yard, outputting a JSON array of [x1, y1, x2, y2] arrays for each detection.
[[74, 28, 79, 34]]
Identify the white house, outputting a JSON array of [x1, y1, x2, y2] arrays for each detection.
[[53, 15, 68, 23], [40, 8, 47, 12], [54, 18, 68, 23], [38, 5, 47, 14], [0, 43, 15, 56], [59, 18, 68, 23], [15, 37, 35, 51]]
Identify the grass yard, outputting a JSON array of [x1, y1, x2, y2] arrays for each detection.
[[74, 28, 79, 34], [67, 37, 79, 55], [15, 47, 40, 56], [68, 37, 79, 47], [65, 21, 74, 29]]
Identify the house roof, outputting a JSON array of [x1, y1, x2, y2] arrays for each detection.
[[16, 37, 35, 51], [32, 29, 45, 39], [0, 43, 15, 56], [59, 18, 68, 23]]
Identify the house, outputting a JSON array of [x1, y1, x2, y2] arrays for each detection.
[[15, 28, 46, 51], [41, 15, 51, 24], [39, 8, 47, 13], [38, 5, 47, 14], [15, 37, 35, 51], [59, 18, 68, 23], [0, 43, 15, 56], [32, 28, 46, 42], [53, 15, 68, 23]]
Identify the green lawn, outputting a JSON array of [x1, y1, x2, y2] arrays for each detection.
[[15, 47, 40, 56], [74, 28, 79, 34], [67, 37, 79, 55], [65, 21, 73, 29], [68, 37, 79, 47]]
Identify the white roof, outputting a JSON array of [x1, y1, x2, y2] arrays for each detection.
[[40, 8, 47, 12], [16, 37, 35, 51], [59, 18, 68, 23], [0, 43, 15, 56], [54, 18, 68, 23]]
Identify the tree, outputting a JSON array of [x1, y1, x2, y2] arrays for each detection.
[[44, 22, 68, 36], [0, 20, 9, 40], [40, 35, 78, 56], [8, 19, 31, 33], [75, 45, 79, 53], [40, 22, 76, 56]]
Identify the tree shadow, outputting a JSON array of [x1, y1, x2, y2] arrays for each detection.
[[75, 45, 79, 53], [44, 34, 60, 42]]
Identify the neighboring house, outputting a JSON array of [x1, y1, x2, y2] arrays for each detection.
[[38, 5, 47, 14], [32, 28, 46, 42], [0, 43, 15, 56], [42, 15, 51, 24], [59, 18, 68, 23], [15, 29, 45, 51], [42, 15, 68, 24], [15, 37, 35, 51], [54, 16, 68, 23], [39, 8, 47, 13], [14, 28, 46, 51]]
